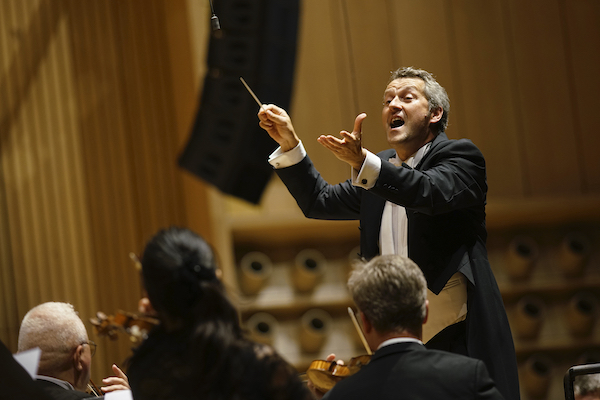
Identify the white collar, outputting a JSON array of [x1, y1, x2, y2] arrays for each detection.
[[36, 375, 75, 390], [377, 337, 423, 350], [395, 141, 432, 167]]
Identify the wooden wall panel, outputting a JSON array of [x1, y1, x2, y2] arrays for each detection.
[[507, 0, 582, 196], [168, 0, 215, 245], [0, 185, 17, 349], [387, 0, 455, 78], [563, 0, 600, 193], [334, 0, 396, 154], [112, 0, 184, 234], [0, 0, 27, 349], [65, 0, 191, 378], [290, 0, 352, 184], [371, 0, 457, 157], [386, 0, 456, 106], [66, 0, 142, 373], [0, 0, 99, 349], [447, 0, 526, 197], [0, 0, 204, 383]]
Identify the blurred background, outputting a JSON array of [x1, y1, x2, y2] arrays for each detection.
[[1, 1, 599, 399]]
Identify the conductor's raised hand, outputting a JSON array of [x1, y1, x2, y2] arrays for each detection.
[[317, 113, 368, 171], [258, 104, 300, 152]]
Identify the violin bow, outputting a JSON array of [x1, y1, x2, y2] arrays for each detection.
[[129, 252, 142, 271], [87, 379, 102, 397], [347, 307, 372, 355]]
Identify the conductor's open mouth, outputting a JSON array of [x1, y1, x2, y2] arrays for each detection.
[[391, 118, 404, 128]]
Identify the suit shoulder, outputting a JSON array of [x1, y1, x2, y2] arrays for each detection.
[[409, 348, 482, 367], [437, 136, 483, 155], [428, 137, 486, 169]]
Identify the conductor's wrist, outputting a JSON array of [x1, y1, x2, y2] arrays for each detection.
[[280, 137, 300, 153], [351, 149, 367, 171]]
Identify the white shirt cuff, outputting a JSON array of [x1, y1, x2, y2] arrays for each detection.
[[352, 150, 381, 189], [268, 141, 306, 169]]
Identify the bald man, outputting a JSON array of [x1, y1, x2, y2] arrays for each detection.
[[18, 302, 129, 400]]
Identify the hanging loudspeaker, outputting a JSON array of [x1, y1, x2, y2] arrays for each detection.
[[179, 0, 301, 204]]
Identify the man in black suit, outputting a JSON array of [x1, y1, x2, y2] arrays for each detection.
[[17, 302, 130, 399], [258, 67, 519, 399], [0, 339, 53, 400], [319, 254, 504, 400]]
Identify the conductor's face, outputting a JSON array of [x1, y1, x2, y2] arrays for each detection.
[[382, 77, 436, 155]]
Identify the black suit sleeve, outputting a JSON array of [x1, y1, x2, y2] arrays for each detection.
[[0, 340, 53, 400], [371, 139, 487, 216], [474, 360, 506, 400], [275, 155, 362, 220]]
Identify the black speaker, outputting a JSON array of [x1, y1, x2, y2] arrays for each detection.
[[179, 0, 300, 204]]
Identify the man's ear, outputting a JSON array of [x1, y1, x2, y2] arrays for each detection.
[[429, 107, 443, 125], [73, 344, 85, 371], [423, 300, 429, 325], [359, 311, 373, 334]]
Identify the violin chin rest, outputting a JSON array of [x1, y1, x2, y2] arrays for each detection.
[[306, 369, 338, 393]]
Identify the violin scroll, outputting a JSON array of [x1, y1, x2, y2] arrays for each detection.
[[90, 310, 158, 343]]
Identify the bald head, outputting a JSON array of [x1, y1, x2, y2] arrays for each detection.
[[18, 302, 88, 375]]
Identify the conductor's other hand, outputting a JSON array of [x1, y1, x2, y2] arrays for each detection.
[[317, 113, 367, 171], [258, 104, 300, 152]]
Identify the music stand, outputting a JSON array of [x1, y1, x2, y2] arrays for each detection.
[[564, 362, 600, 400]]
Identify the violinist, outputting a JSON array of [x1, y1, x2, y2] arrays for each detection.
[[316, 255, 505, 400], [127, 226, 312, 400], [17, 302, 130, 399]]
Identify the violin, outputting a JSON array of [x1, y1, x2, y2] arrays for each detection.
[[90, 310, 159, 343], [306, 354, 371, 393], [305, 307, 373, 393]]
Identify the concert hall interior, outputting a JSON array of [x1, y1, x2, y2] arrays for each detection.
[[1, 1, 599, 399]]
